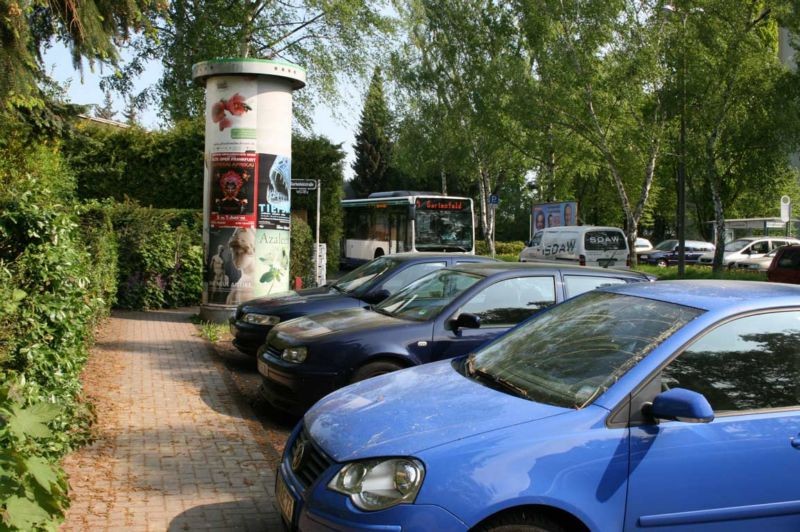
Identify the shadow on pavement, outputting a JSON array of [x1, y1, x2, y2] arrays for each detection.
[[167, 500, 283, 531]]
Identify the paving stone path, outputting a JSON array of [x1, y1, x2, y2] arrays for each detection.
[[61, 309, 282, 531]]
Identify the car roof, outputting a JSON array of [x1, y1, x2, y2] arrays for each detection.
[[733, 236, 800, 242], [385, 252, 496, 263], [448, 261, 650, 279], [602, 280, 800, 311]]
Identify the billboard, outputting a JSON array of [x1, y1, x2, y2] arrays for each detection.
[[531, 202, 578, 236]]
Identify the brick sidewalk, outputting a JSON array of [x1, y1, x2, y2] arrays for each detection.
[[61, 309, 282, 531]]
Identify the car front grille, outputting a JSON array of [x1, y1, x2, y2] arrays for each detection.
[[287, 428, 334, 491]]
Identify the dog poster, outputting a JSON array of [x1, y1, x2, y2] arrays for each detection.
[[210, 152, 257, 227]]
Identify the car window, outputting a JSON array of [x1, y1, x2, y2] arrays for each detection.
[[459, 276, 556, 327], [772, 240, 788, 250], [750, 241, 769, 254], [661, 311, 800, 413], [333, 256, 398, 295], [376, 270, 482, 321], [777, 248, 800, 269], [531, 232, 542, 246], [564, 275, 627, 299], [381, 262, 446, 294]]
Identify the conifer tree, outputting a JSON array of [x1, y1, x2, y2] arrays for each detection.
[[350, 69, 394, 198]]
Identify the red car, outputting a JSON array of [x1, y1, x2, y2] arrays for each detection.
[[767, 244, 800, 283]]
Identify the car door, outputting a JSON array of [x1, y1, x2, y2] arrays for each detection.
[[625, 310, 800, 530], [429, 275, 557, 362]]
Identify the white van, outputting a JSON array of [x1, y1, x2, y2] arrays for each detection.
[[519, 226, 630, 269]]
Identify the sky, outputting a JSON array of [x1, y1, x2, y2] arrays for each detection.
[[43, 44, 359, 180]]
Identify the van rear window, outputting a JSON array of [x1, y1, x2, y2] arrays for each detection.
[[585, 231, 626, 251]]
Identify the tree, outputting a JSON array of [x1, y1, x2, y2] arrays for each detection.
[[94, 92, 117, 120], [111, 0, 395, 124], [0, 0, 154, 108], [350, 69, 394, 197]]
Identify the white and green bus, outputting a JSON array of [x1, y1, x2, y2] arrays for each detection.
[[341, 191, 475, 267]]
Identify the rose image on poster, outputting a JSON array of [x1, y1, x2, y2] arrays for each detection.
[[211, 92, 252, 131]]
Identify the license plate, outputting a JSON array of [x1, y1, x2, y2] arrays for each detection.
[[275, 474, 295, 526], [258, 358, 269, 377]]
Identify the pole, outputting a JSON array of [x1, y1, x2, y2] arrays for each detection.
[[315, 179, 321, 286]]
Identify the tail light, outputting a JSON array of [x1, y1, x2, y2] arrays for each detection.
[[579, 254, 586, 266]]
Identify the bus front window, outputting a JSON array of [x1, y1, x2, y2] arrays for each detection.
[[415, 207, 473, 252]]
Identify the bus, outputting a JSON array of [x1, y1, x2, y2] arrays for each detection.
[[341, 191, 475, 266]]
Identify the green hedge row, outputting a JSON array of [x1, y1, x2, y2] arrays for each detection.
[[476, 240, 526, 257], [0, 145, 118, 529]]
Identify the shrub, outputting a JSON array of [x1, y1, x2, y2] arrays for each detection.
[[290, 214, 314, 287], [476, 240, 526, 257]]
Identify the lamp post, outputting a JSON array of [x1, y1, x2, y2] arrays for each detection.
[[664, 4, 702, 276]]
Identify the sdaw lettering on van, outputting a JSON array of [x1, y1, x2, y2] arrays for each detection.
[[519, 226, 630, 268]]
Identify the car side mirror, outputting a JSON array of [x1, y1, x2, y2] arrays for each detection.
[[644, 388, 714, 424], [448, 312, 481, 332], [363, 289, 391, 304]]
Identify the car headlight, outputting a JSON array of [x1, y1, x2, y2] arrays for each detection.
[[328, 458, 425, 511], [281, 346, 307, 363], [243, 313, 281, 326]]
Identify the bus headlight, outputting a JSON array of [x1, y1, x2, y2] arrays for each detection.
[[328, 458, 424, 511], [243, 314, 281, 326], [281, 346, 307, 363]]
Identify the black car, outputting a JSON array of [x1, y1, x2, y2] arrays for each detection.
[[257, 262, 653, 415], [638, 239, 715, 267], [230, 253, 495, 355]]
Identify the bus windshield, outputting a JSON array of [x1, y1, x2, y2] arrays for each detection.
[[415, 198, 473, 252]]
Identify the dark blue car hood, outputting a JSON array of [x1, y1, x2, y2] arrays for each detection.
[[271, 307, 410, 345], [239, 287, 364, 318], [305, 359, 570, 461]]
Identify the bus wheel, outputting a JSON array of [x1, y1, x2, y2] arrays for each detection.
[[374, 248, 385, 258]]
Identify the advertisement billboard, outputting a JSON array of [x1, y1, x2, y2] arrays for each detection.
[[531, 201, 578, 236]]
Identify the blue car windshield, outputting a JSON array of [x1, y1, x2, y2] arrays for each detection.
[[333, 257, 400, 295], [467, 292, 703, 408], [654, 240, 677, 251], [376, 270, 481, 321]]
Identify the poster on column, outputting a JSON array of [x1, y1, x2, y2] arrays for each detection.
[[205, 227, 257, 305], [253, 229, 291, 297], [210, 152, 257, 227], [257, 153, 291, 231], [206, 77, 258, 154]]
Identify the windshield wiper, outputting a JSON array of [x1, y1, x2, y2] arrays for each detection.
[[466, 356, 529, 399]]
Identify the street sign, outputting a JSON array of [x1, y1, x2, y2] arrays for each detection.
[[291, 179, 317, 190], [781, 195, 791, 223], [489, 194, 499, 205]]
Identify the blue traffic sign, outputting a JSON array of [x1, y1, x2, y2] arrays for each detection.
[[489, 194, 499, 205]]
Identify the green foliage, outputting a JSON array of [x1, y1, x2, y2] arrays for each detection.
[[109, 202, 203, 310], [63, 120, 205, 209], [292, 135, 346, 272], [0, 140, 118, 529], [196, 322, 227, 343], [290, 214, 314, 287], [475, 240, 526, 257], [635, 264, 767, 282], [113, 0, 395, 124], [351, 68, 394, 197]]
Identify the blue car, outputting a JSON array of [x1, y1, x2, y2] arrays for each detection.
[[259, 263, 651, 416], [230, 253, 495, 354], [276, 280, 800, 531]]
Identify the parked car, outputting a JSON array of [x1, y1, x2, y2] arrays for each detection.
[[258, 263, 652, 415], [519, 225, 629, 268], [768, 244, 800, 283], [634, 237, 653, 252], [733, 247, 781, 272], [638, 239, 714, 267], [277, 280, 800, 531], [230, 253, 495, 355], [696, 236, 800, 267]]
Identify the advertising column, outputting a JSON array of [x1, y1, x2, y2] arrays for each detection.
[[193, 59, 305, 322]]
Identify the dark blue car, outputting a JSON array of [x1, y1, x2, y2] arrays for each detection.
[[230, 253, 495, 354], [257, 263, 651, 415], [277, 280, 800, 531]]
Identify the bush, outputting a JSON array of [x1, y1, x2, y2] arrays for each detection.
[[109, 202, 203, 310], [290, 214, 314, 287], [0, 143, 117, 529], [476, 240, 526, 257]]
